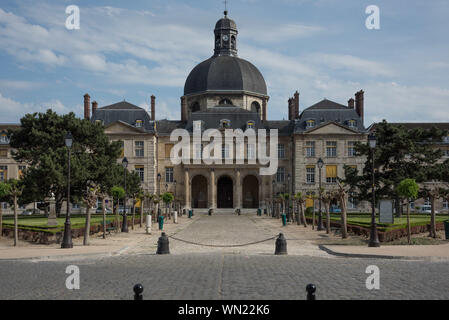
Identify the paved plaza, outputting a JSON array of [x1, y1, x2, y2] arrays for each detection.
[[0, 213, 449, 300]]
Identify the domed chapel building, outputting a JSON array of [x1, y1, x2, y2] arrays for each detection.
[[88, 11, 370, 212]]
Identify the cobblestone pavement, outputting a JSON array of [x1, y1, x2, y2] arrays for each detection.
[[1, 253, 449, 300], [1, 213, 448, 300]]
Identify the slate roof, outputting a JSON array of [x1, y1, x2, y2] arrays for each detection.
[[184, 55, 267, 96], [215, 15, 237, 31], [295, 99, 366, 133], [91, 101, 155, 133], [369, 122, 449, 131]]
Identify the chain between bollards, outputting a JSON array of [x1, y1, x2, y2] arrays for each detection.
[[133, 284, 144, 300]]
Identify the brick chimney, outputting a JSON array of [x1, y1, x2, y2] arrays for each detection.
[[84, 94, 90, 120], [151, 95, 156, 121], [355, 90, 364, 126], [294, 91, 300, 119], [92, 101, 98, 118], [288, 98, 294, 120], [348, 98, 355, 109]]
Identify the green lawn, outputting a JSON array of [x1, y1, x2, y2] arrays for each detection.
[[1, 214, 141, 233], [307, 213, 449, 232]]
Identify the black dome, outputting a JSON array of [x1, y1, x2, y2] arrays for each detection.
[[184, 55, 267, 96], [215, 16, 237, 30]]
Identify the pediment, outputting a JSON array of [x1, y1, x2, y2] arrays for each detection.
[[104, 121, 144, 134], [305, 122, 360, 135]]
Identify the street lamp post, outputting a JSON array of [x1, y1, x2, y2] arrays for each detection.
[[368, 133, 380, 247], [272, 179, 276, 217], [61, 132, 73, 249], [157, 173, 161, 218], [317, 158, 324, 231], [174, 180, 177, 213], [121, 157, 129, 233], [287, 174, 291, 222]]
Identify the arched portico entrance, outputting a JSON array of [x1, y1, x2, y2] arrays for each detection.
[[217, 176, 233, 208], [192, 175, 208, 208], [242, 175, 259, 208]]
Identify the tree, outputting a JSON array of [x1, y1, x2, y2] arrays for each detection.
[[161, 192, 174, 219], [82, 182, 99, 246], [344, 121, 446, 217], [125, 173, 142, 230], [321, 191, 334, 234], [336, 182, 349, 239], [294, 192, 307, 227], [8, 110, 121, 216], [397, 179, 419, 244], [0, 180, 23, 246], [420, 183, 442, 239], [110, 186, 125, 232], [0, 182, 12, 239]]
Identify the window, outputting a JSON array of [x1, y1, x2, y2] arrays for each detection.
[[72, 203, 80, 209], [247, 121, 255, 129], [18, 166, 26, 179], [251, 101, 261, 113], [119, 141, 124, 157], [424, 198, 431, 206], [0, 133, 8, 144], [95, 120, 103, 126], [220, 119, 231, 128], [443, 149, 449, 157], [135, 165, 144, 182], [1, 202, 7, 209], [247, 144, 255, 160], [222, 144, 230, 159], [348, 141, 356, 157], [409, 199, 415, 209], [219, 98, 233, 105], [443, 200, 448, 209], [278, 144, 285, 159], [348, 192, 358, 209], [326, 165, 337, 184], [0, 149, 7, 158], [326, 141, 337, 157], [165, 167, 174, 183], [135, 120, 143, 128], [306, 166, 315, 184], [165, 144, 174, 158], [276, 167, 285, 183], [306, 191, 315, 208], [348, 120, 357, 128], [0, 166, 7, 182], [306, 141, 315, 157], [135, 141, 144, 157], [306, 120, 315, 129], [443, 135, 449, 143]]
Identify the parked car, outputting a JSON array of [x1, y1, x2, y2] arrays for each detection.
[[95, 207, 113, 214]]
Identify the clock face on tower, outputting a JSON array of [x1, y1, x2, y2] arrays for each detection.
[[222, 35, 229, 42]]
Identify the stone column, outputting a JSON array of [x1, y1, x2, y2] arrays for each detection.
[[47, 195, 57, 226], [184, 169, 190, 209], [236, 169, 242, 209], [210, 169, 216, 209]]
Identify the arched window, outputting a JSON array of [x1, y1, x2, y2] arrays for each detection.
[[219, 98, 233, 105], [251, 101, 261, 113]]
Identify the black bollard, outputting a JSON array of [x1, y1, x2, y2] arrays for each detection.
[[133, 284, 144, 300], [274, 233, 287, 255], [156, 232, 170, 254], [306, 284, 316, 300]]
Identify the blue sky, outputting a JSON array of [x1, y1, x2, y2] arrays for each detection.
[[0, 0, 448, 126]]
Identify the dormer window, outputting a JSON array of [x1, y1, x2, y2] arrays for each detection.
[[306, 120, 316, 129], [0, 132, 8, 144], [220, 119, 231, 128], [247, 121, 255, 129], [135, 120, 143, 128], [348, 120, 357, 128], [95, 120, 103, 126]]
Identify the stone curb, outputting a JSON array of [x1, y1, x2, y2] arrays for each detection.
[[318, 244, 449, 261]]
